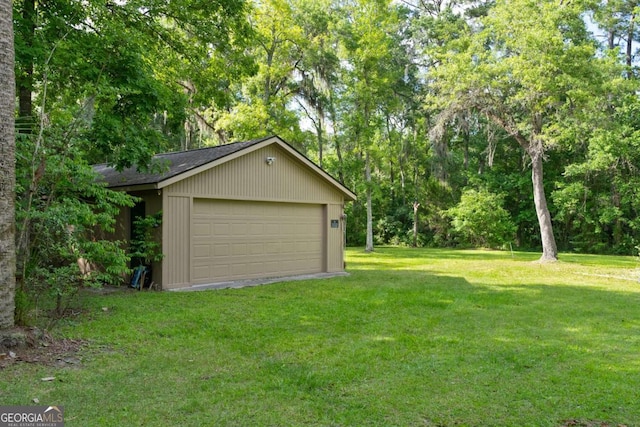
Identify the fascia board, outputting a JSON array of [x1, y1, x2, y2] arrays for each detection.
[[105, 183, 159, 193]]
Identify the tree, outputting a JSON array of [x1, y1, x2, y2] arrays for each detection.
[[11, 0, 254, 324], [291, 0, 341, 168], [335, 0, 406, 252], [593, 0, 640, 73], [13, 0, 254, 166], [14, 139, 134, 324], [430, 0, 614, 261], [216, 0, 306, 143], [552, 88, 640, 254], [0, 0, 16, 329]]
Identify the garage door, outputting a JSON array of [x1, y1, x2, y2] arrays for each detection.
[[191, 199, 324, 284]]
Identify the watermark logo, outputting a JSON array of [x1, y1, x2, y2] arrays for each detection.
[[0, 406, 64, 427]]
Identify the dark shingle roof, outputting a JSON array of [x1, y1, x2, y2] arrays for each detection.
[[94, 136, 271, 189]]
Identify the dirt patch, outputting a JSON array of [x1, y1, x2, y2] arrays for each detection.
[[0, 327, 86, 369]]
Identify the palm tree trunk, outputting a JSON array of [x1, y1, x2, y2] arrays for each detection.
[[0, 0, 16, 329]]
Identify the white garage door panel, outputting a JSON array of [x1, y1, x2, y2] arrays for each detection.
[[191, 199, 324, 283]]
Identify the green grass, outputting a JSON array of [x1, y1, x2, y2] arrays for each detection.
[[3, 247, 640, 426]]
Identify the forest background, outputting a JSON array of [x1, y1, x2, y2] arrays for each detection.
[[8, 0, 640, 321]]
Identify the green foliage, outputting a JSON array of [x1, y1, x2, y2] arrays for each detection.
[[447, 188, 516, 248], [11, 0, 640, 311], [5, 248, 640, 425], [14, 0, 255, 154], [15, 132, 133, 326], [10, 0, 257, 325], [130, 212, 164, 267], [552, 92, 640, 254]]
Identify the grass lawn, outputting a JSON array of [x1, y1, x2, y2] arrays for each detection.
[[2, 247, 640, 426]]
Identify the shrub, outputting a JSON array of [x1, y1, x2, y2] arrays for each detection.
[[16, 138, 134, 326], [447, 188, 516, 248]]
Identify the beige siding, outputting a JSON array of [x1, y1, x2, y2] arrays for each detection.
[[117, 191, 163, 241], [156, 142, 351, 288], [107, 141, 353, 290], [111, 206, 129, 243], [165, 145, 343, 203], [106, 191, 164, 286], [126, 191, 163, 287], [163, 196, 190, 289], [141, 192, 163, 287], [326, 204, 345, 272]]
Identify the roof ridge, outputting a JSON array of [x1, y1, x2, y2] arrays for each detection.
[[153, 135, 273, 158], [93, 136, 275, 167]]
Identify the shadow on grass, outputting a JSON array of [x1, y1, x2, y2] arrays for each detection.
[[327, 266, 640, 424], [21, 249, 640, 427]]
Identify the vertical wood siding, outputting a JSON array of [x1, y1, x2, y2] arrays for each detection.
[[326, 204, 345, 272], [112, 205, 129, 243], [165, 145, 343, 203], [157, 143, 352, 288], [139, 191, 163, 287], [164, 196, 190, 289]]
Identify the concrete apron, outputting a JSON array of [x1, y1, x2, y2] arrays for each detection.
[[168, 272, 350, 291]]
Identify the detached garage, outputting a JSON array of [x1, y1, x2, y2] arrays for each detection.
[[95, 135, 356, 290]]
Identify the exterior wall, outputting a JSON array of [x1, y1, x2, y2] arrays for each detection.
[[140, 192, 163, 288], [160, 144, 349, 289], [110, 191, 163, 286], [164, 145, 344, 203], [111, 205, 129, 243], [191, 199, 324, 283], [128, 190, 164, 284], [326, 204, 345, 273], [162, 195, 190, 289], [113, 191, 162, 236]]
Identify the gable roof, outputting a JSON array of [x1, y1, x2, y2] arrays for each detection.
[[94, 135, 356, 201], [94, 136, 269, 189]]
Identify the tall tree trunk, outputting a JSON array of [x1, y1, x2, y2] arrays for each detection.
[[399, 134, 408, 206], [316, 114, 323, 168], [365, 149, 374, 253], [612, 183, 623, 246], [627, 11, 635, 69], [608, 29, 616, 51], [530, 151, 558, 261], [486, 112, 557, 261], [412, 201, 420, 248], [463, 129, 469, 170], [334, 136, 345, 183], [328, 98, 345, 183], [0, 0, 16, 329]]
